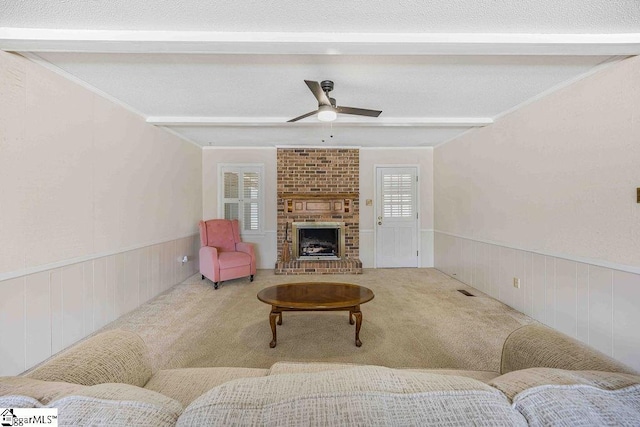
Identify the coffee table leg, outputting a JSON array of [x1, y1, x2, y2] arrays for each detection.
[[353, 310, 363, 347], [349, 309, 355, 325], [277, 312, 283, 325], [269, 309, 279, 348]]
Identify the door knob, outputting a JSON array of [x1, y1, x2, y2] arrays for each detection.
[[377, 221, 382, 225]]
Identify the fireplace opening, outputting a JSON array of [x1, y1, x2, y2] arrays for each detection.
[[292, 222, 345, 260], [300, 228, 338, 257]]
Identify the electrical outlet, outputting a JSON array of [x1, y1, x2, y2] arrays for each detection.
[[513, 277, 521, 289]]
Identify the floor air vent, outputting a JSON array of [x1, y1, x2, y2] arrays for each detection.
[[457, 289, 475, 297]]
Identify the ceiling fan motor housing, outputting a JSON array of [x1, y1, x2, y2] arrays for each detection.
[[320, 80, 334, 93]]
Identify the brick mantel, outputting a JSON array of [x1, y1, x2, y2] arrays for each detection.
[[279, 193, 358, 199], [276, 148, 361, 274], [280, 193, 356, 216]]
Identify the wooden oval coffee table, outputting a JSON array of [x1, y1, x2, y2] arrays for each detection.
[[257, 282, 375, 348]]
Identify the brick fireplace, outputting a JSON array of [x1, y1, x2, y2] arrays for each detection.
[[275, 148, 362, 274]]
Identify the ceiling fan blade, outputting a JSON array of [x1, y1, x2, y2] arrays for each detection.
[[336, 106, 382, 117], [304, 80, 332, 106], [287, 110, 319, 122]]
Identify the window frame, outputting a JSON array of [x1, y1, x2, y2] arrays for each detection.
[[217, 163, 265, 235]]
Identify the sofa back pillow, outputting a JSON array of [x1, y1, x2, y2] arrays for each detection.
[[0, 377, 86, 405], [177, 366, 526, 426], [489, 367, 640, 401], [48, 383, 183, 427], [513, 384, 640, 426], [0, 395, 41, 408]]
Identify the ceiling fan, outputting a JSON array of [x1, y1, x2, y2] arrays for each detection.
[[288, 80, 382, 122]]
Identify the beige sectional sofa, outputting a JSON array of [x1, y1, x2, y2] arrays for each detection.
[[1, 324, 639, 426]]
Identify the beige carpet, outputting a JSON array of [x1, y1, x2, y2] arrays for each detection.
[[104, 268, 535, 373]]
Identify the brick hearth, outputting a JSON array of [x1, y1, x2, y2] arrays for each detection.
[[276, 148, 362, 274], [274, 259, 363, 275]]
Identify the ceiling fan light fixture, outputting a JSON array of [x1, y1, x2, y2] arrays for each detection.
[[317, 105, 337, 122], [288, 80, 381, 123]]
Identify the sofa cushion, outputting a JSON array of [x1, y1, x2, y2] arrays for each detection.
[[145, 367, 268, 407], [402, 368, 499, 383], [0, 377, 86, 404], [513, 383, 640, 426], [489, 367, 640, 400], [0, 395, 41, 408], [269, 361, 499, 382], [177, 366, 526, 426], [268, 361, 359, 375], [48, 383, 183, 427], [25, 330, 152, 387]]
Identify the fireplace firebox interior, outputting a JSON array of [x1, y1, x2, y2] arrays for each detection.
[[292, 222, 345, 260], [300, 228, 338, 257]]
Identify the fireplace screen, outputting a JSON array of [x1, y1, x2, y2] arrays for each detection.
[[292, 222, 345, 260]]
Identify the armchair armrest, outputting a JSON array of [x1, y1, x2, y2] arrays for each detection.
[[199, 246, 221, 281], [235, 242, 256, 275], [200, 245, 219, 259], [235, 242, 254, 256], [500, 324, 637, 375]]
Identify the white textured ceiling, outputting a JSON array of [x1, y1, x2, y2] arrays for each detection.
[[1, 1, 639, 148], [3, 0, 639, 33]]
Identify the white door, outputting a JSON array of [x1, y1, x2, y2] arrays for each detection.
[[375, 167, 419, 268]]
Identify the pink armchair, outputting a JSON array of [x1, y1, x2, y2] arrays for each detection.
[[199, 219, 256, 289]]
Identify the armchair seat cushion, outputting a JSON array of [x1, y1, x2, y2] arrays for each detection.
[[218, 251, 252, 269]]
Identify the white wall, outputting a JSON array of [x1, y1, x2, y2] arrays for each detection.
[[434, 55, 640, 370], [434, 56, 640, 269], [201, 147, 435, 269], [202, 147, 278, 269], [0, 51, 203, 375], [359, 148, 434, 268]]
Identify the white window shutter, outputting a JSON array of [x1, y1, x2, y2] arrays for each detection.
[[220, 165, 263, 233], [382, 173, 414, 218]]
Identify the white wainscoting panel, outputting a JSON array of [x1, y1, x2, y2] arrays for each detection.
[[0, 235, 199, 376], [420, 230, 434, 268], [576, 263, 590, 344], [359, 230, 374, 268], [434, 231, 640, 371], [359, 229, 433, 268], [25, 272, 51, 369], [61, 263, 84, 349], [612, 271, 640, 368], [0, 277, 26, 376], [555, 258, 578, 338], [93, 258, 108, 335], [50, 269, 63, 354], [241, 230, 277, 270], [588, 265, 614, 355]]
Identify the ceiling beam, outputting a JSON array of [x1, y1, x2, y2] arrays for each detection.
[[2, 28, 639, 55], [146, 117, 494, 127]]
